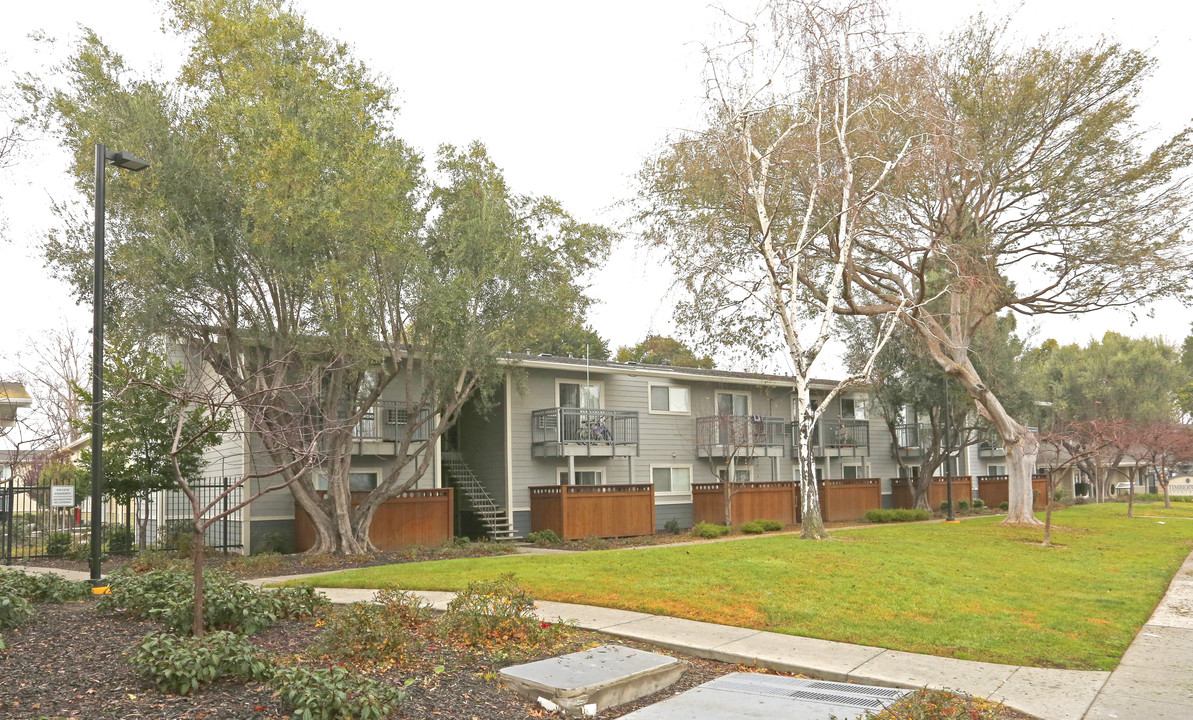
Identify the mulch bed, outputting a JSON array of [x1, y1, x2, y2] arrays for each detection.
[[0, 599, 1032, 720]]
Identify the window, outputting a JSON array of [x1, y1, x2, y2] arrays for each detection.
[[898, 465, 920, 479], [649, 385, 690, 414], [558, 469, 603, 486], [717, 466, 753, 483], [987, 464, 1006, 476], [716, 392, 749, 417], [314, 470, 379, 491], [558, 381, 602, 409], [842, 464, 861, 480], [652, 466, 692, 494], [840, 397, 865, 420]]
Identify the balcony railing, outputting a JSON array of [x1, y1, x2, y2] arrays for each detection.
[[696, 415, 786, 453], [895, 423, 931, 452], [806, 419, 870, 457], [531, 407, 639, 450], [353, 401, 432, 443]]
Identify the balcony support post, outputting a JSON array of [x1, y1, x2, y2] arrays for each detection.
[[628, 456, 635, 483], [566, 455, 575, 485]]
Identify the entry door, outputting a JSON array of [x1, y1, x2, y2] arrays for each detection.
[[716, 392, 749, 444], [558, 382, 601, 441]]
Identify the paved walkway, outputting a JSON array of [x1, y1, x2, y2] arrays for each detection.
[[12, 546, 1193, 720]]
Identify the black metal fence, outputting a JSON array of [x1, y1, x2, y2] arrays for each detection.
[[1, 476, 243, 564]]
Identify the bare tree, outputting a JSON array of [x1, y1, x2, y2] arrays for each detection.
[[637, 0, 917, 538], [9, 326, 90, 450], [144, 350, 329, 637], [694, 412, 763, 526]]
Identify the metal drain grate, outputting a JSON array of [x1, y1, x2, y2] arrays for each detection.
[[703, 674, 909, 711], [806, 680, 905, 699]]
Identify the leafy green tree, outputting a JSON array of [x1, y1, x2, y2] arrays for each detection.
[[614, 335, 714, 369], [524, 320, 609, 359], [76, 338, 224, 547], [32, 0, 609, 553], [835, 19, 1193, 523]]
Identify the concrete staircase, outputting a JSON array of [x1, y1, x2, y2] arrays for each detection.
[[442, 449, 515, 540]]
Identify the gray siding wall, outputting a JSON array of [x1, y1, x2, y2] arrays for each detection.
[[655, 502, 693, 531], [507, 366, 798, 516]]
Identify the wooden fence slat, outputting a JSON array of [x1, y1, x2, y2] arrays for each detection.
[[691, 481, 800, 527], [294, 489, 454, 552], [529, 484, 655, 540]]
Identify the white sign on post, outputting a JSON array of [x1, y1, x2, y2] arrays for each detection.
[[50, 485, 75, 508]]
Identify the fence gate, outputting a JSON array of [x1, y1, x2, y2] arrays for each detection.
[[1, 477, 133, 564]]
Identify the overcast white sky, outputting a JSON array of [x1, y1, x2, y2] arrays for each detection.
[[1, 0, 1191, 380]]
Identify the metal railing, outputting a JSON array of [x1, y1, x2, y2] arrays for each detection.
[[531, 407, 640, 448], [696, 415, 786, 451], [354, 401, 432, 443], [895, 423, 931, 451], [810, 419, 870, 453]]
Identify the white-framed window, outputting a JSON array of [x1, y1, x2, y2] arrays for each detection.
[[651, 465, 693, 496], [556, 379, 603, 409], [898, 465, 920, 479], [648, 384, 691, 414], [314, 469, 380, 492], [987, 464, 1007, 476], [716, 465, 754, 483], [556, 467, 604, 486], [841, 397, 864, 419], [715, 391, 749, 417], [842, 463, 862, 480]]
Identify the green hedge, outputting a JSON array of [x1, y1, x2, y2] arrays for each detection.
[[865, 508, 931, 524]]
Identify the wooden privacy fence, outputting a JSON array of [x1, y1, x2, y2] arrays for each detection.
[[814, 479, 884, 523], [891, 476, 973, 510], [692, 481, 798, 527], [295, 488, 453, 552], [529, 484, 655, 540], [976, 475, 1050, 509]]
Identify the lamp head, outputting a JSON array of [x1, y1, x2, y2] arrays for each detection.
[[107, 151, 150, 171]]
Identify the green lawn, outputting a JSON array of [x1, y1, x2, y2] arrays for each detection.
[[284, 503, 1193, 671]]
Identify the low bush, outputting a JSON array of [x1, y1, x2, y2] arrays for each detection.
[[957, 500, 970, 513], [439, 574, 538, 646], [376, 588, 431, 627], [0, 592, 34, 632], [257, 531, 292, 555], [0, 568, 91, 604], [44, 531, 73, 557], [865, 689, 1002, 719], [309, 601, 423, 666], [865, 509, 930, 524], [65, 542, 92, 563], [130, 630, 271, 695], [999, 501, 1009, 511], [526, 529, 563, 546], [972, 498, 986, 511], [106, 524, 136, 556], [757, 519, 784, 532], [223, 552, 286, 575], [691, 521, 730, 539], [129, 550, 188, 573], [100, 568, 320, 636], [740, 521, 766, 534], [939, 501, 952, 514], [663, 518, 681, 534], [267, 585, 331, 620], [269, 663, 408, 720]]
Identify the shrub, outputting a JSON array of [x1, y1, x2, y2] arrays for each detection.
[[65, 542, 92, 563], [309, 601, 422, 666], [1032, 490, 1040, 505], [1074, 481, 1091, 496], [223, 552, 286, 575], [867, 689, 1002, 719], [526, 529, 563, 546], [939, 501, 952, 514], [0, 592, 34, 632], [269, 663, 408, 720], [999, 501, 1009, 511], [865, 509, 930, 523], [663, 518, 681, 535], [740, 521, 766, 534], [691, 521, 730, 539], [268, 585, 331, 620], [972, 498, 986, 511], [0, 568, 90, 604], [129, 550, 188, 573], [160, 520, 196, 557], [1054, 489, 1065, 502], [44, 531, 73, 557], [438, 574, 539, 646], [957, 500, 970, 513], [99, 568, 288, 636], [106, 524, 136, 556], [257, 531, 292, 555], [758, 520, 784, 532], [130, 630, 271, 695]]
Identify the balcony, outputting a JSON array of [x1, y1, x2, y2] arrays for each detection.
[[798, 419, 870, 458], [695, 415, 786, 458], [978, 426, 1037, 457], [530, 407, 639, 457], [351, 401, 431, 455], [895, 423, 932, 457]]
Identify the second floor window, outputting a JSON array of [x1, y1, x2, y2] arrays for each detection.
[[650, 385, 690, 413], [559, 382, 601, 409]]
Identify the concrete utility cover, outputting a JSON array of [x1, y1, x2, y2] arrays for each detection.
[[500, 644, 684, 717], [618, 673, 911, 720]]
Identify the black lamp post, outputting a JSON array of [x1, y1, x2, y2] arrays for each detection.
[[90, 143, 149, 587]]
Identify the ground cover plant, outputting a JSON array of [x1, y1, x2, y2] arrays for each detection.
[[291, 504, 1193, 670]]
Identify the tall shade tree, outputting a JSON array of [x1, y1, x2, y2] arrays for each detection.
[[637, 0, 916, 538], [833, 20, 1193, 523], [31, 0, 608, 554]]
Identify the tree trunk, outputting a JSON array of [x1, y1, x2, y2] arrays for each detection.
[[136, 495, 149, 550], [191, 517, 205, 638], [1163, 482, 1171, 508], [1127, 467, 1136, 519], [794, 385, 827, 540]]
